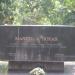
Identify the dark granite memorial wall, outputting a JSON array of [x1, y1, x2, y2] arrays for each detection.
[[0, 26, 75, 61], [0, 26, 75, 72]]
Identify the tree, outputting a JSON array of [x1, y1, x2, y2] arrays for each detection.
[[0, 0, 22, 25], [0, 0, 75, 25]]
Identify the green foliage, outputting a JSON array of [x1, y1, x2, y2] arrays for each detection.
[[63, 11, 75, 25], [0, 62, 8, 75], [0, 0, 75, 25], [0, 0, 22, 25]]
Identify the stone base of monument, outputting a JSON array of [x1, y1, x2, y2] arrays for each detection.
[[8, 61, 64, 73]]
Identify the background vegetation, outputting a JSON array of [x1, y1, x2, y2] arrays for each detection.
[[0, 0, 75, 25], [0, 61, 8, 75]]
